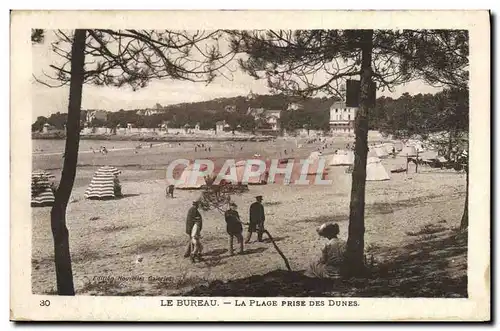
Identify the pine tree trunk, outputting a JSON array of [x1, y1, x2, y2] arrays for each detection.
[[345, 30, 374, 276], [460, 167, 469, 230], [50, 29, 87, 295]]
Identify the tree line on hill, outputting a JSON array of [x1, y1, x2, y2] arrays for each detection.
[[32, 89, 467, 138]]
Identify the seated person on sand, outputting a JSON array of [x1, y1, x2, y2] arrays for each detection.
[[307, 223, 347, 279]]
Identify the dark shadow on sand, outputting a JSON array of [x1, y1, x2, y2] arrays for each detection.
[[183, 225, 467, 298]]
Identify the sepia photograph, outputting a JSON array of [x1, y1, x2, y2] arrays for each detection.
[[10, 10, 490, 321]]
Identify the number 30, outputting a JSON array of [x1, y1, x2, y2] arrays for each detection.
[[40, 300, 50, 307]]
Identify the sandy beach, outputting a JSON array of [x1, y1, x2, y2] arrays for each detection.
[[31, 137, 467, 296]]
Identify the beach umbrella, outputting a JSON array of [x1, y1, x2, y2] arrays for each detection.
[[84, 166, 122, 199], [328, 150, 354, 166]]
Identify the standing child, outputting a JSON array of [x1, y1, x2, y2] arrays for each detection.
[[190, 221, 203, 263]]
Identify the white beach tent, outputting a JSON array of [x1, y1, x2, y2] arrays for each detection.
[[367, 148, 378, 158], [393, 141, 404, 151], [366, 157, 390, 181], [383, 143, 396, 154], [305, 152, 328, 175], [373, 146, 389, 158], [328, 150, 354, 166], [84, 166, 122, 199], [407, 140, 425, 152], [308, 151, 322, 160], [399, 145, 418, 157], [419, 150, 439, 161], [175, 163, 209, 189]]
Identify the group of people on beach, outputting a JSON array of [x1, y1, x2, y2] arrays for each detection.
[[183, 195, 267, 263], [182, 193, 348, 279]]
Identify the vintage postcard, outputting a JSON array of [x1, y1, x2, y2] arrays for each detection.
[[10, 10, 490, 321]]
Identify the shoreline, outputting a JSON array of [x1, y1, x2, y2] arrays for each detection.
[[32, 132, 275, 142]]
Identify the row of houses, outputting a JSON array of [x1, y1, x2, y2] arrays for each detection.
[[82, 101, 358, 134]]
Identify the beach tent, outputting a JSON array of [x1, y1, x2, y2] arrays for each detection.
[[31, 170, 55, 207], [367, 148, 378, 158], [84, 166, 122, 199], [366, 157, 390, 181], [406, 140, 425, 152], [328, 150, 354, 166], [383, 143, 396, 154], [393, 141, 404, 151], [308, 151, 322, 160], [373, 146, 389, 158], [419, 150, 439, 161], [175, 163, 209, 189], [399, 145, 418, 157], [229, 160, 267, 185]]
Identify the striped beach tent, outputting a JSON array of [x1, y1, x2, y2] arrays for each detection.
[[399, 145, 418, 157], [31, 170, 55, 207], [84, 166, 122, 199]]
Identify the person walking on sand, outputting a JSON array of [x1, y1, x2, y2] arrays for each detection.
[[225, 202, 244, 256], [184, 201, 202, 258], [246, 195, 265, 243]]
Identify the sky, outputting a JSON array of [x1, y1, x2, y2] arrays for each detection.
[[31, 31, 442, 120]]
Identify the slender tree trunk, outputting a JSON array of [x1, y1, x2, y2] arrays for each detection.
[[460, 166, 469, 230], [50, 29, 87, 295], [345, 30, 373, 276]]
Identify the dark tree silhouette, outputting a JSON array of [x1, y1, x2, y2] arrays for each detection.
[[49, 29, 86, 295], [230, 29, 469, 275], [33, 29, 235, 294]]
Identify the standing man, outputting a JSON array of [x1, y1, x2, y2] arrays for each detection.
[[246, 195, 265, 243], [184, 200, 202, 258], [225, 202, 244, 256]]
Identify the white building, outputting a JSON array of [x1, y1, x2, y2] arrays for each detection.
[[263, 109, 281, 131], [247, 108, 282, 131], [329, 101, 357, 133], [136, 109, 163, 116]]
